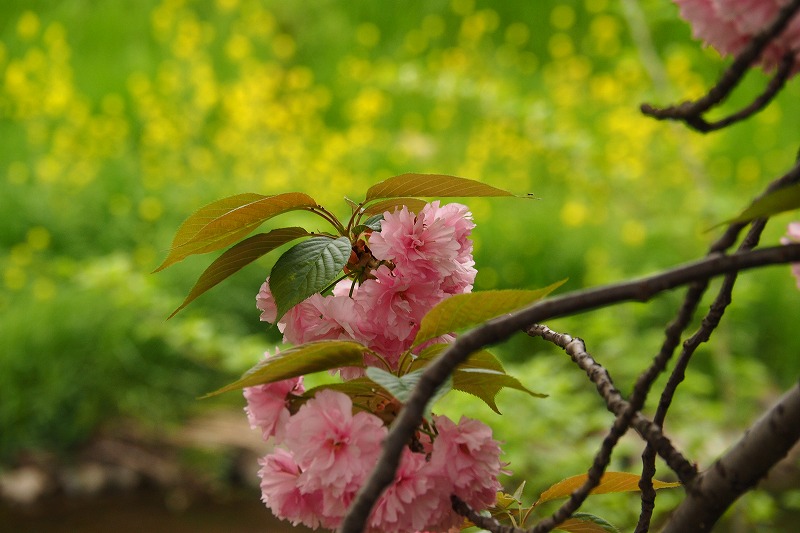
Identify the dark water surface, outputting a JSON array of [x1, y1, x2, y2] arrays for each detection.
[[0, 489, 314, 533]]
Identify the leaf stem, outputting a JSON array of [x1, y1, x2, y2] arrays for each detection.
[[306, 205, 347, 236]]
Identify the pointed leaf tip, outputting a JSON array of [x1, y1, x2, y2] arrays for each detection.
[[201, 340, 369, 398], [413, 281, 567, 347], [365, 173, 518, 202], [167, 227, 310, 319], [154, 192, 317, 272]]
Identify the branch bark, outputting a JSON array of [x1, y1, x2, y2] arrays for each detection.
[[640, 0, 800, 132], [338, 243, 800, 533], [662, 381, 800, 533]]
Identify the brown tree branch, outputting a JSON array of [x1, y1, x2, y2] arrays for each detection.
[[662, 381, 800, 533], [518, 325, 695, 533], [640, 0, 800, 132], [527, 324, 696, 483], [338, 243, 800, 533], [451, 495, 526, 533], [636, 218, 768, 531], [635, 160, 800, 531]]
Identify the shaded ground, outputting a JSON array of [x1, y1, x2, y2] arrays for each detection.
[[0, 410, 313, 532], [0, 488, 311, 533]]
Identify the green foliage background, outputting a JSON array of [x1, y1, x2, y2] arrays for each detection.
[[2, 0, 800, 529]]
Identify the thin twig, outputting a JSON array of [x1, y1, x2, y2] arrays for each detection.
[[528, 325, 696, 483], [451, 495, 526, 533], [519, 326, 695, 533], [641, 0, 800, 132], [338, 243, 800, 533], [635, 160, 800, 531]]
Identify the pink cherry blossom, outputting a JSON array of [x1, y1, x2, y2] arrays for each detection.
[[283, 389, 387, 498], [257, 449, 326, 530], [781, 222, 800, 288], [429, 415, 504, 511], [368, 449, 442, 533], [369, 204, 461, 278], [355, 265, 446, 362], [256, 280, 277, 323], [674, 0, 800, 74], [243, 362, 304, 442]]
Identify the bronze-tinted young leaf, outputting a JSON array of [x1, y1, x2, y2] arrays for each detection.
[[154, 193, 265, 271], [409, 345, 546, 413], [555, 513, 621, 533], [202, 340, 369, 398], [154, 192, 317, 272], [718, 182, 800, 227], [412, 281, 567, 347], [365, 173, 517, 202], [535, 472, 681, 506], [167, 227, 310, 319], [269, 236, 352, 320], [361, 197, 429, 217]]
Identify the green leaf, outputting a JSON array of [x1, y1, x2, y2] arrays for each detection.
[[718, 182, 800, 227], [555, 513, 621, 533], [413, 281, 567, 347], [201, 340, 369, 398], [351, 215, 384, 237], [536, 472, 681, 506], [362, 214, 384, 231], [365, 173, 518, 202], [154, 192, 317, 272], [410, 345, 546, 413], [361, 197, 429, 217], [365, 367, 452, 412], [367, 367, 452, 405], [168, 227, 309, 318], [269, 236, 352, 320]]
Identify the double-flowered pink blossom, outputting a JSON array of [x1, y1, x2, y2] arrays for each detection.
[[782, 222, 800, 288], [255, 389, 504, 532], [249, 202, 505, 532], [673, 0, 800, 74], [243, 352, 304, 442], [255, 202, 477, 367]]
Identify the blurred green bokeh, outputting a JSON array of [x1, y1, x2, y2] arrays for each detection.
[[2, 0, 799, 529]]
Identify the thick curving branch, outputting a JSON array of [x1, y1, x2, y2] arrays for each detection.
[[641, 0, 800, 132], [338, 243, 800, 533], [662, 381, 800, 533]]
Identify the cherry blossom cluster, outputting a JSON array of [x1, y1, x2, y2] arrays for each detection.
[[257, 201, 477, 370], [247, 202, 505, 532], [673, 0, 800, 74]]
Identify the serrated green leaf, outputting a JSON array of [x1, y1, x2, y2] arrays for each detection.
[[362, 214, 384, 231], [413, 281, 567, 347], [168, 227, 309, 318], [536, 472, 681, 506], [201, 340, 369, 398], [409, 345, 546, 413], [555, 513, 621, 533], [365, 173, 518, 202], [361, 197, 429, 217], [718, 182, 800, 227], [351, 215, 384, 237], [269, 236, 352, 320], [365, 367, 452, 411], [154, 192, 317, 272]]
